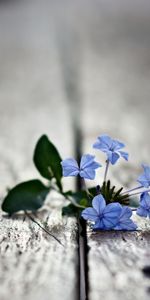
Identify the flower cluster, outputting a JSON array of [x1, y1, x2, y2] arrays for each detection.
[[61, 134, 150, 231], [82, 195, 137, 230]]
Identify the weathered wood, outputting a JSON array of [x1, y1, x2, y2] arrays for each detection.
[[87, 217, 150, 300], [0, 199, 78, 300], [80, 2, 150, 299], [1, 1, 150, 299], [0, 1, 79, 299]]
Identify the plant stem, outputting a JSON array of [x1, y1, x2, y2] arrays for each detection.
[[121, 185, 143, 195], [25, 211, 64, 246], [50, 184, 86, 208], [66, 195, 86, 208], [82, 178, 93, 198], [104, 160, 109, 182], [128, 188, 150, 198], [82, 178, 89, 194]]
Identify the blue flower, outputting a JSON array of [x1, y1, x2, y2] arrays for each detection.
[[61, 154, 101, 180], [137, 164, 150, 188], [81, 194, 122, 230], [93, 134, 128, 165], [136, 192, 150, 218], [114, 207, 137, 230]]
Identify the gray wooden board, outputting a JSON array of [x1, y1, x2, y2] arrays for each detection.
[[79, 2, 150, 299], [87, 217, 150, 300], [1, 1, 150, 300], [0, 201, 78, 300], [0, 1, 79, 299]]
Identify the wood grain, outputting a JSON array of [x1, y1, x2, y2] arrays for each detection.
[[87, 216, 150, 300], [0, 200, 78, 300], [1, 1, 150, 300], [0, 1, 79, 299], [80, 2, 150, 299]]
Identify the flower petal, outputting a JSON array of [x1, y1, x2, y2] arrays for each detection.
[[112, 140, 125, 150], [99, 135, 113, 148], [81, 207, 99, 221], [61, 158, 79, 177], [92, 194, 106, 215], [80, 154, 95, 169], [119, 151, 129, 161], [93, 135, 128, 166], [140, 192, 150, 209], [138, 192, 150, 218], [142, 164, 150, 180], [137, 174, 150, 188], [115, 219, 137, 230], [118, 206, 132, 221], [79, 154, 101, 180], [103, 203, 122, 228], [136, 207, 148, 217], [93, 219, 106, 230], [79, 168, 96, 180], [93, 135, 112, 151], [107, 151, 120, 165], [114, 206, 137, 231]]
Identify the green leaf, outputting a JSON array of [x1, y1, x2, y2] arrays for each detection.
[[62, 203, 81, 217], [88, 187, 97, 198], [62, 190, 93, 217], [63, 190, 92, 206], [2, 180, 49, 214], [33, 135, 62, 191]]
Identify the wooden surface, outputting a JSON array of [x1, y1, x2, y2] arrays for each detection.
[[87, 216, 150, 300], [0, 204, 78, 300], [0, 1, 150, 300], [76, 2, 150, 299], [0, 2, 79, 299]]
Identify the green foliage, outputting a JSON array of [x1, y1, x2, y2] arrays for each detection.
[[62, 203, 81, 217], [2, 180, 49, 214], [1, 134, 132, 219], [64, 190, 92, 206], [88, 187, 97, 198], [100, 180, 129, 205], [62, 190, 93, 216], [33, 135, 62, 191]]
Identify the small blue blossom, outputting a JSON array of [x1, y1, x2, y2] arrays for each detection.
[[81, 194, 122, 230], [114, 206, 137, 230], [137, 164, 150, 188], [93, 134, 128, 165], [61, 154, 101, 180], [136, 192, 150, 218]]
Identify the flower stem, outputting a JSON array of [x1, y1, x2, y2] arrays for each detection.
[[66, 195, 86, 208], [121, 185, 143, 195], [50, 184, 86, 208], [82, 178, 93, 198], [25, 211, 64, 246], [128, 188, 150, 198], [104, 160, 109, 182]]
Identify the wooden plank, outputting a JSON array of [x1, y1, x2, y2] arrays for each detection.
[[0, 1, 79, 300], [1, 1, 150, 299], [80, 2, 150, 299], [0, 204, 78, 300], [87, 217, 150, 300]]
